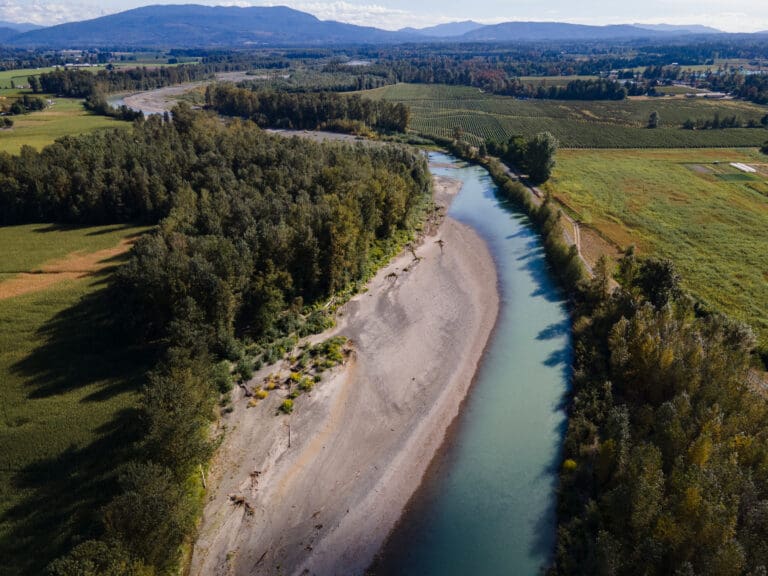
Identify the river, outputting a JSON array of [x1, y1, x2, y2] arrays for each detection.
[[372, 151, 571, 575]]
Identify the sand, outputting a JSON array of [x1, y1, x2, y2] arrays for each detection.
[[190, 175, 499, 576], [120, 72, 254, 115]]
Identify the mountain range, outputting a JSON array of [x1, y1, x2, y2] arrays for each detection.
[[633, 23, 722, 34], [0, 5, 735, 48], [399, 20, 485, 38], [0, 20, 42, 33]]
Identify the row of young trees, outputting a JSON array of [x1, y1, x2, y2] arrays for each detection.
[[9, 106, 430, 573], [681, 113, 768, 130], [205, 83, 410, 133]]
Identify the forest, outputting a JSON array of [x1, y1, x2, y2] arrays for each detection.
[[205, 83, 410, 132], [550, 254, 768, 576], [1, 106, 430, 573]]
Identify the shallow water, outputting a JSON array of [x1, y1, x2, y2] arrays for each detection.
[[373, 152, 571, 575]]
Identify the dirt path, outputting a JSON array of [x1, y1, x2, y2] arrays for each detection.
[[190, 175, 499, 576], [0, 238, 134, 300], [497, 159, 596, 276]]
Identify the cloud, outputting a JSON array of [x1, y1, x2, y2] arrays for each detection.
[[1, 0, 766, 32], [558, 10, 768, 32], [247, 0, 439, 29], [0, 1, 103, 24]]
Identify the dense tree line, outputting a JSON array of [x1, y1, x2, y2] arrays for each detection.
[[0, 106, 430, 574], [205, 83, 410, 132], [550, 253, 768, 576], [486, 132, 559, 184], [734, 75, 768, 105], [83, 93, 145, 121], [674, 72, 768, 105], [1, 93, 46, 115], [362, 55, 629, 100], [493, 78, 627, 100], [240, 69, 391, 93], [35, 64, 222, 98]]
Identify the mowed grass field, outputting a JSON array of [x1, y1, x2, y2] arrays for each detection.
[[0, 97, 127, 154], [542, 148, 768, 344], [365, 83, 768, 148], [0, 223, 151, 575]]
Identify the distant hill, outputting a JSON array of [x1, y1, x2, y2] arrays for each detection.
[[0, 27, 20, 43], [401, 20, 484, 37], [9, 4, 417, 48], [460, 21, 671, 41], [0, 20, 43, 32], [634, 23, 722, 34], [1, 5, 762, 48]]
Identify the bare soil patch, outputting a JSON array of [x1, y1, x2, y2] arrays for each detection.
[[0, 238, 134, 300]]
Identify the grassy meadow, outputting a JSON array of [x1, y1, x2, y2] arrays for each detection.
[[0, 223, 150, 575], [542, 148, 768, 344], [0, 67, 61, 90], [365, 83, 768, 147], [0, 97, 127, 154]]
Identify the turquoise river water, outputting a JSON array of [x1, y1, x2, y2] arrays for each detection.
[[373, 152, 571, 575]]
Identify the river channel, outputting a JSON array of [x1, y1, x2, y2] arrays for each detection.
[[373, 151, 571, 575]]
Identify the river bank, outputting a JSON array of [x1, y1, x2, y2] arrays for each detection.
[[109, 71, 254, 114], [190, 174, 499, 575]]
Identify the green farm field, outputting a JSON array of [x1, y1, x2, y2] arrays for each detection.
[[0, 223, 150, 575], [0, 97, 127, 154], [365, 83, 768, 148], [0, 67, 60, 90], [542, 148, 768, 344]]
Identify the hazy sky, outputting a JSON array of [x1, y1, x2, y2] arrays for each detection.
[[2, 0, 767, 32]]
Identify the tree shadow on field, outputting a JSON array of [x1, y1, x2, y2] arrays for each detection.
[[0, 407, 146, 575], [2, 282, 154, 574], [11, 280, 149, 401]]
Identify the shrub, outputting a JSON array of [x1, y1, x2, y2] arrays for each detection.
[[562, 459, 578, 473], [235, 359, 253, 382], [211, 361, 233, 394], [299, 377, 314, 392], [279, 399, 294, 414]]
